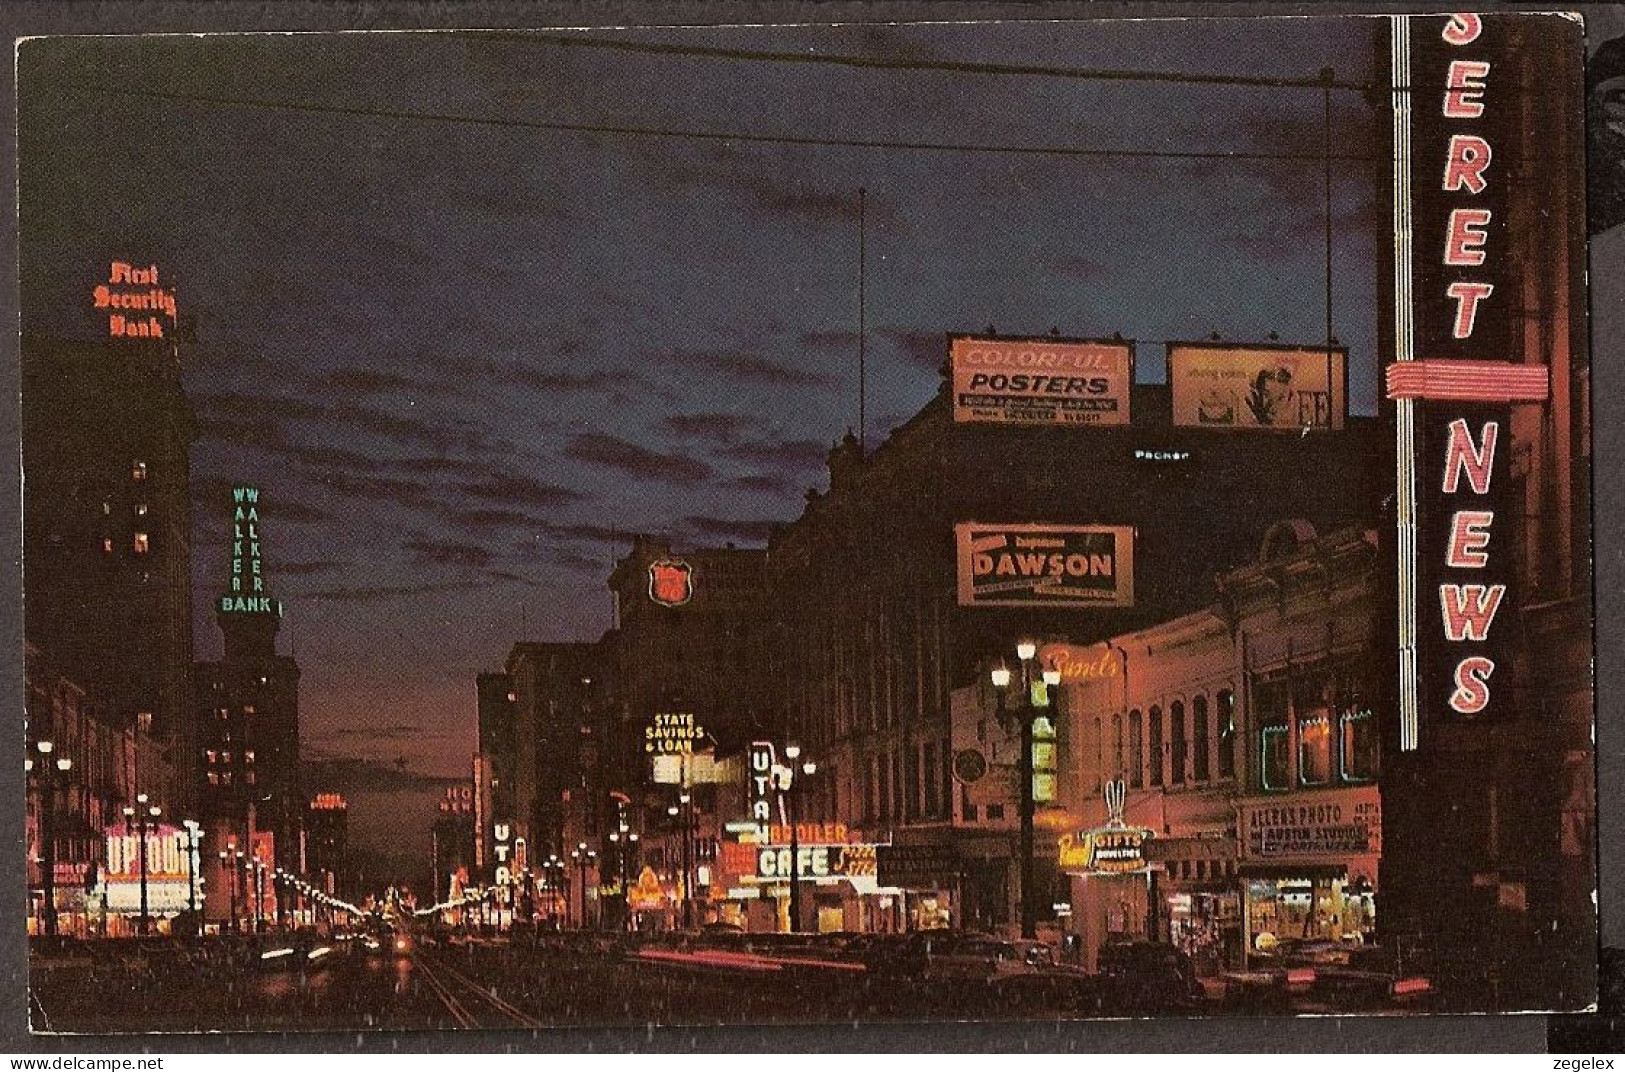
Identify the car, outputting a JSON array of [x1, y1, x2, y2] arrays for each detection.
[[1278, 944, 1435, 1011], [1095, 941, 1204, 1013]]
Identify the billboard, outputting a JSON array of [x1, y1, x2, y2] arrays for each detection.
[[950, 335, 1132, 427], [1167, 342, 1347, 431], [954, 523, 1134, 608]]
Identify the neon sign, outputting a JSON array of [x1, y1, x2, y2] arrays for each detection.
[[218, 486, 281, 616], [91, 261, 177, 339]]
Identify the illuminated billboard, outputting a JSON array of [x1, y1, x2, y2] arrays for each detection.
[[1167, 342, 1347, 431], [950, 335, 1132, 427], [954, 523, 1134, 608]]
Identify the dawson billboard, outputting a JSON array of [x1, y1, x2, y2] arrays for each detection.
[[950, 335, 1132, 427], [1168, 342, 1347, 431], [954, 523, 1134, 608]]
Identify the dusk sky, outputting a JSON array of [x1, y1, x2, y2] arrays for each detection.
[[19, 16, 1382, 861]]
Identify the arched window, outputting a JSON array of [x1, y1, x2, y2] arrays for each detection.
[[1111, 714, 1124, 782], [1217, 689, 1236, 778], [1170, 701, 1187, 786], [1128, 710, 1143, 789], [1192, 694, 1210, 782], [1148, 705, 1164, 787]]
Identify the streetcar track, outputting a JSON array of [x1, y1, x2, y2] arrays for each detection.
[[414, 949, 547, 1029]]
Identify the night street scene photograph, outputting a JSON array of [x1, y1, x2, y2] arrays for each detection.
[[17, 10, 1597, 1035]]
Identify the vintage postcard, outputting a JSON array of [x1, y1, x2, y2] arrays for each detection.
[[18, 10, 1595, 1034]]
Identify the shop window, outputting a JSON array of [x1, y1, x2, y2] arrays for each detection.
[[1298, 717, 1332, 786], [1260, 726, 1291, 791], [1340, 708, 1377, 782], [1192, 694, 1211, 782], [1217, 688, 1236, 779], [1170, 701, 1187, 786], [1148, 706, 1164, 787], [1128, 710, 1143, 789]]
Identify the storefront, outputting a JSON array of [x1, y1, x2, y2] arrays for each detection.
[[1143, 836, 1243, 972], [1236, 785, 1382, 962]]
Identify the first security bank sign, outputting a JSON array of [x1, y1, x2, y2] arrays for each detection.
[[1387, 12, 1554, 750]]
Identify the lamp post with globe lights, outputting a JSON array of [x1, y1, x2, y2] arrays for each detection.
[[989, 639, 1061, 940], [28, 741, 72, 938], [777, 745, 818, 933]]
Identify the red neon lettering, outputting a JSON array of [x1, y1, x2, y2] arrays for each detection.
[[1442, 134, 1492, 194], [1446, 281, 1495, 339], [1444, 59, 1491, 118], [1446, 510, 1495, 568], [1441, 417, 1498, 494], [1444, 208, 1493, 266], [1442, 13, 1483, 46], [1439, 584, 1507, 641], [1448, 656, 1495, 715]]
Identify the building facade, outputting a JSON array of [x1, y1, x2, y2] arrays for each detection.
[[22, 335, 197, 817], [768, 374, 1381, 936]]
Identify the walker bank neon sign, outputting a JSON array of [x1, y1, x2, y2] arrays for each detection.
[[91, 261, 177, 339], [219, 486, 281, 616]]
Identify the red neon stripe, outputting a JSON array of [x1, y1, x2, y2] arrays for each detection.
[[1385, 360, 1548, 402]]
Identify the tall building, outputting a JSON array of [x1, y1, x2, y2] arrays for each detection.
[[1376, 13, 1595, 1011], [305, 792, 349, 898], [606, 536, 775, 755], [503, 642, 610, 857], [194, 485, 303, 883], [22, 333, 196, 815], [474, 672, 517, 877]]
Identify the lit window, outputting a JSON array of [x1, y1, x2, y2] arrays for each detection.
[[207, 772, 219, 786], [1261, 726, 1291, 791], [131, 461, 147, 481], [245, 750, 255, 764], [1299, 717, 1332, 786], [206, 750, 217, 763], [243, 705, 255, 716], [1340, 709, 1377, 782], [222, 751, 232, 764], [135, 503, 147, 517], [101, 537, 114, 554], [101, 502, 111, 516], [133, 532, 149, 554], [246, 772, 256, 785], [221, 772, 232, 786]]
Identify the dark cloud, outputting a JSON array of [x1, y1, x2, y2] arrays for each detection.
[[664, 412, 764, 440], [674, 349, 835, 387], [531, 520, 629, 544], [300, 755, 463, 794], [189, 475, 337, 524], [715, 437, 828, 471], [563, 432, 713, 485], [1051, 256, 1113, 281], [440, 505, 537, 531], [312, 469, 440, 511], [273, 557, 350, 577], [682, 514, 780, 544], [297, 580, 477, 603], [193, 388, 328, 424], [459, 473, 584, 511], [312, 723, 427, 745], [404, 537, 495, 570], [314, 368, 422, 396], [723, 473, 798, 495]]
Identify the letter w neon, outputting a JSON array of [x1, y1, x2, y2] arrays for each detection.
[[1439, 584, 1507, 641]]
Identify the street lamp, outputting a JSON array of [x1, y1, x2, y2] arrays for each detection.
[[30, 742, 71, 938], [218, 849, 236, 933], [774, 747, 816, 933], [570, 844, 597, 930], [234, 850, 247, 934], [989, 640, 1061, 940], [181, 820, 202, 926]]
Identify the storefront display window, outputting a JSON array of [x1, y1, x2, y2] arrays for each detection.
[[1247, 876, 1376, 950]]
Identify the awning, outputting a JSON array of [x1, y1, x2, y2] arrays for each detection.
[[1237, 863, 1346, 880]]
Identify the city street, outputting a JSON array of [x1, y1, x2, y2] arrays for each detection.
[[26, 929, 1423, 1034]]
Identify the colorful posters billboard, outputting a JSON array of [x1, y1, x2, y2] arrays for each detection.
[[1168, 342, 1347, 431], [950, 335, 1132, 426], [954, 523, 1134, 608]]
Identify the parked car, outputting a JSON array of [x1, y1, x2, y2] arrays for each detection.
[[1096, 941, 1204, 1013]]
